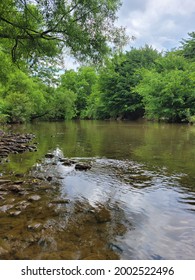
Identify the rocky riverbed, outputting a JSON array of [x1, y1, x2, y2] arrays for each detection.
[[0, 130, 37, 159], [0, 136, 127, 259]]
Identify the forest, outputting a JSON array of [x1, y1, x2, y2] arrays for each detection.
[[0, 1, 195, 124]]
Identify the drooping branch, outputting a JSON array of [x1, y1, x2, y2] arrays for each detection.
[[0, 15, 40, 35], [0, 0, 127, 65]]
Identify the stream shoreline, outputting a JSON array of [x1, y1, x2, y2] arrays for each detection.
[[0, 130, 37, 159], [0, 131, 122, 260]]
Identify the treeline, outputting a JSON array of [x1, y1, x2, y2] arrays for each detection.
[[0, 32, 195, 124]]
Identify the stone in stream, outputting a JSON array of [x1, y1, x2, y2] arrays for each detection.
[[75, 163, 91, 171], [59, 158, 77, 164], [28, 195, 41, 202], [15, 201, 30, 210], [45, 153, 55, 158], [51, 199, 70, 204], [0, 246, 8, 257], [0, 179, 11, 185], [0, 132, 36, 157], [9, 210, 22, 216], [8, 185, 24, 193], [13, 180, 24, 185], [46, 176, 53, 182], [27, 222, 43, 231], [0, 204, 14, 212], [0, 184, 24, 193], [94, 207, 111, 223], [61, 160, 72, 166]]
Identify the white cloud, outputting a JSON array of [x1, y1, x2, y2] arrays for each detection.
[[117, 0, 195, 51], [64, 0, 195, 69]]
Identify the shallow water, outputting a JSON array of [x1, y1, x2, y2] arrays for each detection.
[[0, 120, 195, 259]]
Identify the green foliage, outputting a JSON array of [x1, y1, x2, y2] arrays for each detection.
[[0, 49, 48, 123], [59, 67, 98, 118], [1, 31, 195, 125], [5, 92, 33, 123], [189, 115, 195, 124], [180, 32, 195, 61], [135, 53, 195, 122], [96, 46, 161, 119], [46, 89, 77, 120], [0, 0, 127, 67]]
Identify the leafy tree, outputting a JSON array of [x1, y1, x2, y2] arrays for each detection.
[[45, 89, 76, 120], [97, 46, 160, 119], [180, 32, 195, 61], [75, 66, 97, 118], [58, 66, 98, 118], [4, 92, 33, 123], [135, 53, 195, 122], [0, 0, 128, 66], [0, 48, 49, 123]]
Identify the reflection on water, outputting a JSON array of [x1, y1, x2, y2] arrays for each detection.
[[1, 121, 195, 259]]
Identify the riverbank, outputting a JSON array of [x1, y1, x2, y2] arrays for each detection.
[[0, 130, 37, 159]]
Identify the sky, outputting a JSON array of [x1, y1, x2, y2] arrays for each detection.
[[117, 0, 195, 51]]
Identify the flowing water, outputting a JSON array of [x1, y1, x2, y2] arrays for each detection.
[[0, 120, 195, 259]]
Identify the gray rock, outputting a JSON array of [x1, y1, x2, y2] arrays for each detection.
[[0, 179, 11, 185], [28, 222, 42, 231], [45, 153, 55, 158], [9, 210, 22, 216], [28, 195, 41, 202], [75, 163, 91, 171]]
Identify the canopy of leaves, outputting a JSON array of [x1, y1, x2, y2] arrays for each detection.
[[97, 46, 161, 119], [135, 53, 195, 122], [180, 32, 195, 61], [59, 66, 98, 118], [0, 0, 127, 66]]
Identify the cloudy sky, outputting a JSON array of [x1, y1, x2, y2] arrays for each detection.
[[65, 0, 195, 69], [117, 0, 195, 51]]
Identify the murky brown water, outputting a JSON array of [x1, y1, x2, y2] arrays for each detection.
[[0, 120, 195, 259]]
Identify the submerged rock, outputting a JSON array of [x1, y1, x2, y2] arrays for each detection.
[[0, 184, 24, 193], [95, 207, 111, 223], [16, 201, 30, 210], [0, 246, 8, 257], [51, 199, 70, 204], [9, 210, 22, 216], [9, 185, 24, 193], [28, 195, 41, 202], [27, 222, 42, 231], [0, 204, 14, 212], [46, 176, 53, 182]]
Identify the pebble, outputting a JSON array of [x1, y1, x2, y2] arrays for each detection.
[[9, 210, 21, 216], [27, 222, 42, 231], [28, 195, 41, 202]]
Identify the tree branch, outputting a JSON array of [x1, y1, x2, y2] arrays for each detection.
[[0, 32, 58, 41], [0, 14, 40, 35], [41, 2, 80, 36], [11, 38, 18, 62]]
